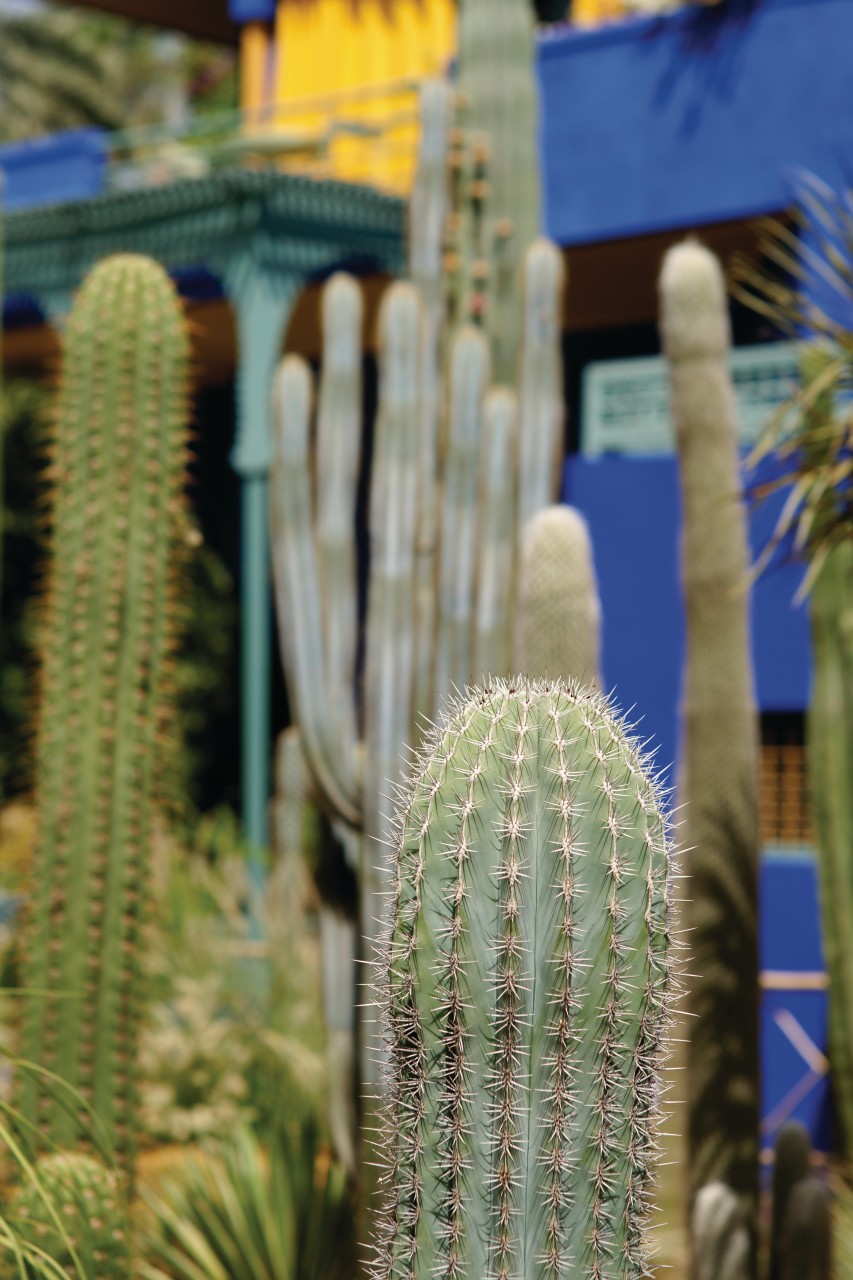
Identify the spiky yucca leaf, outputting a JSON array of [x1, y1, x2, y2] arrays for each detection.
[[373, 677, 677, 1280], [139, 1122, 354, 1280]]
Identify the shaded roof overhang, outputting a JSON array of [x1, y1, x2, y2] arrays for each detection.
[[60, 0, 238, 44]]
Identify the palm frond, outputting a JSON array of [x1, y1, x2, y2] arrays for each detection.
[[730, 175, 853, 580]]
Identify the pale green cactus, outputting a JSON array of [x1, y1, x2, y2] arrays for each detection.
[[514, 504, 601, 687], [660, 239, 760, 1236], [373, 677, 675, 1280]]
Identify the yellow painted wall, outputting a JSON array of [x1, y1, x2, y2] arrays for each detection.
[[571, 0, 630, 22], [239, 0, 456, 192]]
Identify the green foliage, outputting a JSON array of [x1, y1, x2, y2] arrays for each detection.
[[731, 183, 853, 584], [139, 1122, 355, 1280], [0, 8, 236, 143], [141, 828, 326, 1145], [3, 1152, 131, 1280], [17, 255, 191, 1175], [375, 677, 675, 1280]]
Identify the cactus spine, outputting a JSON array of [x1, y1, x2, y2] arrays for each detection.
[[659, 240, 760, 1234], [514, 504, 602, 687], [18, 254, 190, 1174], [374, 677, 675, 1280]]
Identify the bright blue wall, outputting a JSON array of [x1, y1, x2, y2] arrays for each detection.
[[538, 0, 853, 245], [228, 0, 276, 21], [564, 456, 811, 779], [0, 129, 107, 211]]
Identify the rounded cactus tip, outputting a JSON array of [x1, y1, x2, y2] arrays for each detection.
[[373, 677, 681, 1280], [659, 237, 731, 360]]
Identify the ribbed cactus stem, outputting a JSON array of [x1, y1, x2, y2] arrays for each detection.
[[808, 539, 853, 1156], [779, 1178, 832, 1280], [375, 677, 675, 1280], [514, 504, 601, 687], [410, 80, 452, 738], [770, 1121, 812, 1280], [271, 354, 360, 830], [316, 273, 363, 786], [434, 326, 490, 706], [691, 1183, 750, 1280], [457, 0, 540, 380], [660, 239, 760, 1232], [800, 346, 853, 1165], [362, 282, 422, 1085], [518, 239, 566, 533], [19, 254, 190, 1174], [472, 387, 517, 683]]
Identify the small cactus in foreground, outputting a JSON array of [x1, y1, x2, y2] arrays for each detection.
[[374, 677, 676, 1280], [5, 1152, 131, 1280], [770, 1120, 812, 1280]]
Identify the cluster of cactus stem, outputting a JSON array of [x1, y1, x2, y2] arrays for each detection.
[[4, 1153, 131, 1280], [659, 239, 761, 1241], [16, 253, 191, 1177], [693, 1122, 832, 1280], [371, 677, 676, 1280], [270, 0, 565, 1100]]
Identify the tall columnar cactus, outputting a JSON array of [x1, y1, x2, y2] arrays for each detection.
[[659, 241, 760, 1234], [18, 254, 190, 1175], [271, 69, 564, 1098], [514, 504, 602, 687], [373, 678, 675, 1280], [456, 0, 539, 380], [797, 344, 853, 1165]]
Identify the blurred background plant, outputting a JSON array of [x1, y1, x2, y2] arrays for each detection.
[[0, 1, 236, 143], [138, 1120, 355, 1280]]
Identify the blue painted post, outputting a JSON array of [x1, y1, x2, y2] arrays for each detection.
[[229, 259, 300, 879]]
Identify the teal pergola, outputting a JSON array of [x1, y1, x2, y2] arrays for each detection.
[[5, 167, 405, 854]]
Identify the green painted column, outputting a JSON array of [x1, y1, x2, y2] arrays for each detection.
[[229, 257, 300, 867]]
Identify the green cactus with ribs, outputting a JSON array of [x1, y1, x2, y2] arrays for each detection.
[[269, 0, 565, 1103], [371, 676, 676, 1280], [16, 253, 191, 1177], [659, 239, 761, 1241]]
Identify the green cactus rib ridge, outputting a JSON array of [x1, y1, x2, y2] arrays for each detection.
[[373, 677, 676, 1280], [19, 253, 190, 1171]]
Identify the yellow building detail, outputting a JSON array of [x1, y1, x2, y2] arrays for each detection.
[[239, 0, 456, 193]]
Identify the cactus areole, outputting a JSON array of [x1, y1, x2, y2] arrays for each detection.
[[374, 677, 675, 1280]]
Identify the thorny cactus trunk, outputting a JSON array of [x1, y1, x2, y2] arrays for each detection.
[[374, 678, 676, 1280], [18, 254, 190, 1176], [659, 240, 760, 1239]]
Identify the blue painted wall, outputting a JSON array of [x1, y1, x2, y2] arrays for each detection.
[[228, 0, 276, 21], [0, 129, 107, 211], [564, 455, 811, 778], [538, 0, 853, 245]]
